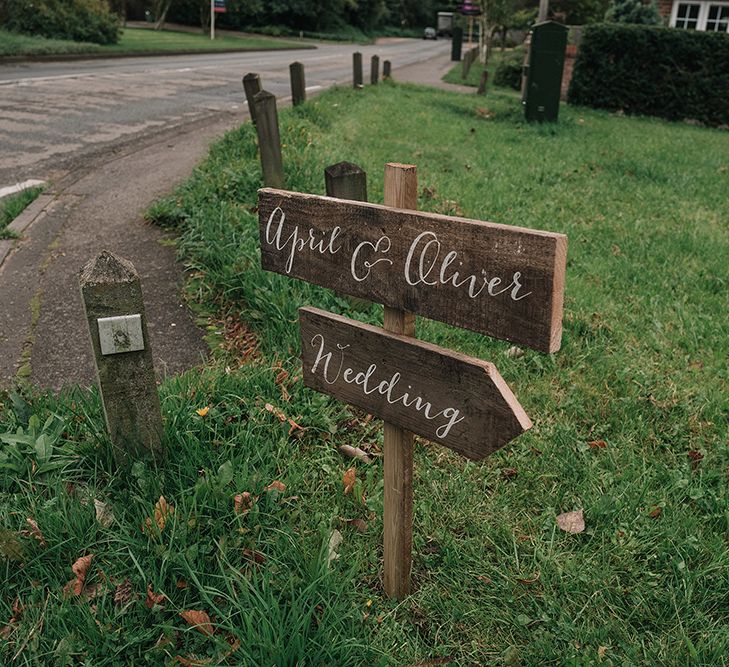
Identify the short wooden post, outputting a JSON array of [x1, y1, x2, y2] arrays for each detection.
[[79, 250, 164, 466], [382, 163, 417, 599], [451, 26, 463, 61], [289, 61, 306, 106], [383, 60, 391, 79], [371, 55, 379, 85], [477, 69, 488, 95], [242, 72, 262, 125], [253, 90, 284, 189], [353, 52, 363, 89], [324, 161, 367, 202], [462, 48, 473, 79], [325, 162, 370, 311]]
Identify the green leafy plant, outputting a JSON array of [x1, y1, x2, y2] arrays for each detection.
[[605, 0, 663, 24]]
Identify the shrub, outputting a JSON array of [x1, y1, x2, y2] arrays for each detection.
[[493, 48, 525, 90], [568, 23, 729, 127], [5, 0, 120, 45], [605, 0, 662, 24]]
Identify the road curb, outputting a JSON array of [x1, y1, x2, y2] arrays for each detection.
[[0, 192, 57, 270]]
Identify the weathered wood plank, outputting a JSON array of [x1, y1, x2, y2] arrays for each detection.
[[299, 307, 532, 460], [258, 188, 567, 353]]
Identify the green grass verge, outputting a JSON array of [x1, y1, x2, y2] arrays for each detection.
[[443, 50, 512, 88], [1, 83, 728, 665], [0, 187, 44, 239], [0, 27, 305, 58]]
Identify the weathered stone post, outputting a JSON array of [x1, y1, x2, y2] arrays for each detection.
[[383, 60, 392, 79], [79, 250, 164, 465]]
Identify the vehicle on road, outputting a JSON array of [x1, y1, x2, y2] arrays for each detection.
[[424, 27, 437, 40]]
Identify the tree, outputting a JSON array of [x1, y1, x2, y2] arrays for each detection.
[[604, 0, 662, 24]]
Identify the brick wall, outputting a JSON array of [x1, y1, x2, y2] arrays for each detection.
[[657, 0, 674, 20]]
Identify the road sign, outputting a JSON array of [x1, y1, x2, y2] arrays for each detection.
[[300, 307, 532, 460], [213, 0, 226, 12]]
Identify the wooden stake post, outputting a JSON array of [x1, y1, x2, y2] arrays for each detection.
[[257, 163, 567, 598], [382, 164, 417, 597]]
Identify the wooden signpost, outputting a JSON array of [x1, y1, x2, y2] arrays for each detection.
[[257, 163, 567, 598]]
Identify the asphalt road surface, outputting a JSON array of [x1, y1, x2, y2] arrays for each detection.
[[0, 38, 454, 390], [0, 39, 451, 186]]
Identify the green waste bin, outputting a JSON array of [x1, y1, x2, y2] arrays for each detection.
[[522, 21, 568, 123]]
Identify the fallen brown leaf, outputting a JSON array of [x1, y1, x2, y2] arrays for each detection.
[[556, 510, 585, 534], [233, 492, 255, 514], [264, 480, 286, 493], [648, 506, 662, 519], [516, 573, 540, 585], [180, 609, 214, 636], [63, 554, 93, 597], [144, 496, 175, 533], [476, 575, 492, 584], [114, 579, 134, 606], [342, 467, 356, 495], [176, 579, 188, 589], [688, 450, 704, 469], [0, 598, 24, 639], [589, 439, 607, 450], [145, 584, 166, 609], [242, 548, 266, 565], [501, 467, 518, 480], [264, 403, 305, 435], [24, 518, 46, 547]]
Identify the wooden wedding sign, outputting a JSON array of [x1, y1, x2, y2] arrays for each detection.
[[258, 163, 567, 598]]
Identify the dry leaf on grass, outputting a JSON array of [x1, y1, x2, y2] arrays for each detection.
[[0, 598, 24, 639], [144, 496, 175, 533], [264, 480, 286, 493], [264, 403, 305, 435], [589, 440, 607, 450], [342, 467, 356, 495], [196, 406, 210, 417], [114, 579, 134, 607], [233, 492, 256, 514], [180, 609, 215, 636], [94, 499, 115, 528], [24, 518, 46, 547], [338, 445, 373, 464], [63, 554, 94, 597], [242, 548, 266, 565], [648, 506, 662, 519], [556, 509, 585, 534], [145, 584, 166, 609]]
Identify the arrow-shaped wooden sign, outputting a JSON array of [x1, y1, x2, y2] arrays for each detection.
[[300, 307, 532, 460]]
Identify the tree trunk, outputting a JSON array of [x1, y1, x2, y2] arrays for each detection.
[[154, 0, 172, 30]]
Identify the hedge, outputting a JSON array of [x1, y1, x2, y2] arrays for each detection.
[[493, 48, 525, 91], [5, 0, 120, 45], [568, 23, 729, 127]]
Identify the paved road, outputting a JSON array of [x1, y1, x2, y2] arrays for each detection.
[[0, 39, 451, 186], [0, 39, 455, 391]]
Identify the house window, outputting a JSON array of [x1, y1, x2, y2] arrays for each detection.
[[671, 0, 729, 30], [706, 4, 729, 30], [675, 2, 701, 28]]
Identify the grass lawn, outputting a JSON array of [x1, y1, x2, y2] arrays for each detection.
[[0, 27, 306, 58], [1, 82, 728, 665], [0, 187, 44, 239]]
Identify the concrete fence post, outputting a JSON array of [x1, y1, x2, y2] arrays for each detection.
[[79, 250, 164, 466], [289, 61, 306, 106], [242, 72, 262, 125]]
